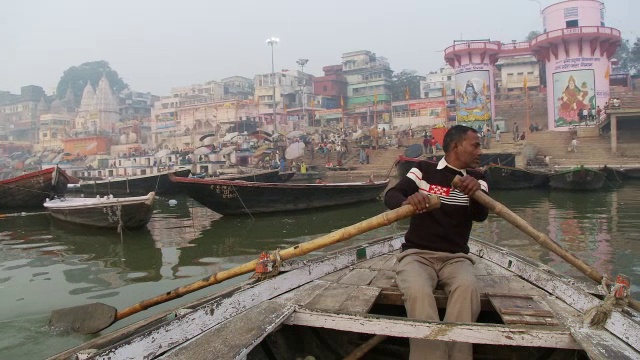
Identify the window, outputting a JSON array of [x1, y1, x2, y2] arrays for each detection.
[[566, 20, 579, 28], [447, 76, 452, 81], [323, 85, 328, 92]]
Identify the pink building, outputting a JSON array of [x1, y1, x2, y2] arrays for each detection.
[[444, 0, 622, 131]]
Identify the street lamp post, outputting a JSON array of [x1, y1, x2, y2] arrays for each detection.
[[296, 58, 308, 125], [266, 37, 280, 132]]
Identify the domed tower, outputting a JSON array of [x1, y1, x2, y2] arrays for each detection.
[[531, 0, 621, 130], [444, 40, 500, 130], [95, 74, 121, 132]]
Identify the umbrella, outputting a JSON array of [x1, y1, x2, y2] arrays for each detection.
[[155, 149, 171, 158], [25, 157, 39, 165], [285, 142, 306, 160], [10, 152, 22, 160], [219, 146, 236, 156], [249, 130, 273, 138], [286, 130, 304, 139], [223, 132, 239, 142], [251, 132, 272, 141], [194, 146, 212, 155], [252, 145, 271, 158], [203, 136, 217, 146], [404, 144, 423, 159], [271, 133, 285, 141], [52, 153, 64, 164], [352, 130, 364, 140], [199, 133, 216, 142]]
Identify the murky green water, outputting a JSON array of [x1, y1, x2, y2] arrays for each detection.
[[1, 183, 638, 359]]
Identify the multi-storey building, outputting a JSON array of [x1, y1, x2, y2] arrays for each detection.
[[221, 76, 254, 100], [495, 55, 541, 93], [421, 65, 456, 104], [0, 85, 46, 143], [313, 65, 347, 109], [253, 70, 313, 125], [341, 50, 393, 127]]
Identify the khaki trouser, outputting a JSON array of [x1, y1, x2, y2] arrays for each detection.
[[396, 249, 481, 360]]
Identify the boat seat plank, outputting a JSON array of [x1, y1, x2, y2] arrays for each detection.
[[472, 256, 516, 276], [318, 267, 351, 283], [379, 255, 398, 270], [162, 300, 294, 360], [476, 275, 547, 297], [338, 268, 379, 286], [369, 270, 396, 289], [304, 283, 381, 314], [305, 283, 361, 311], [354, 254, 394, 270], [337, 286, 382, 313]]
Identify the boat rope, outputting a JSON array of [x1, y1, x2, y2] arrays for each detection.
[[126, 176, 129, 193], [231, 184, 254, 221], [154, 172, 162, 193], [585, 275, 630, 328], [252, 249, 282, 280], [116, 204, 124, 242]]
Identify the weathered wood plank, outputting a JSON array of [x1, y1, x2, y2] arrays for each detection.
[[162, 300, 294, 360], [305, 283, 359, 311], [379, 255, 397, 270], [318, 267, 351, 283], [542, 295, 640, 360], [338, 286, 381, 313], [489, 294, 558, 326], [354, 254, 394, 270], [469, 238, 640, 353], [376, 289, 496, 311], [92, 236, 406, 359], [284, 308, 581, 350], [477, 275, 547, 297], [369, 270, 396, 289], [338, 268, 379, 286]]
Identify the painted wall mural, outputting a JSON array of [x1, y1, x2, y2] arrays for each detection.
[[455, 70, 492, 124], [553, 69, 596, 127]]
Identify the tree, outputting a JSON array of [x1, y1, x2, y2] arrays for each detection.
[[524, 31, 542, 42], [56, 60, 129, 107], [391, 70, 423, 101], [614, 37, 640, 74]]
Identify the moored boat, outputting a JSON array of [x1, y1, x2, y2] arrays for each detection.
[[396, 154, 517, 179], [548, 166, 606, 190], [49, 234, 639, 359], [0, 167, 70, 209], [484, 164, 549, 189], [79, 169, 191, 197], [44, 192, 156, 229], [622, 166, 640, 179], [169, 174, 390, 215]]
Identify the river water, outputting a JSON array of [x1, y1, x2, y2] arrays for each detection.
[[1, 183, 639, 359]]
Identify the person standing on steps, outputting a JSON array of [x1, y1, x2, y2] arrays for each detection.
[[384, 125, 488, 360], [512, 122, 519, 142], [570, 137, 579, 153]]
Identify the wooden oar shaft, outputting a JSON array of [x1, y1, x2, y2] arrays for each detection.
[[116, 199, 440, 320], [453, 177, 603, 284]]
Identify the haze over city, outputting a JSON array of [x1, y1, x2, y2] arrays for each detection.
[[1, 0, 636, 95]]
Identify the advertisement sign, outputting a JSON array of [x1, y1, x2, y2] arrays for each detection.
[[408, 100, 446, 110]]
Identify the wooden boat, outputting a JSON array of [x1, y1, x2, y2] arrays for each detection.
[[50, 234, 639, 359], [169, 174, 390, 215], [598, 166, 627, 183], [43, 192, 156, 229], [397, 154, 517, 178], [548, 166, 606, 190], [79, 169, 191, 197], [484, 164, 549, 190], [0, 167, 70, 209], [622, 166, 640, 179]]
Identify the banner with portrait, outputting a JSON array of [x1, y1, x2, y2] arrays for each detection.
[[455, 70, 492, 124], [553, 69, 596, 127]]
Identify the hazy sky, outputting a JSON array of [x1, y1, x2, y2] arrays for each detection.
[[1, 0, 635, 96]]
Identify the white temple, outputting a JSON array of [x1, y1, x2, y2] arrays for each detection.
[[75, 75, 120, 133]]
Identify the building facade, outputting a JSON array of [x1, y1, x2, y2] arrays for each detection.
[[495, 55, 541, 93], [0, 85, 46, 143]]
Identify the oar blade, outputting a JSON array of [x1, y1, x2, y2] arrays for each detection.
[[49, 302, 117, 334]]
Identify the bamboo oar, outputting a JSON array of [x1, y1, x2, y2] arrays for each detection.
[[49, 197, 441, 334], [452, 176, 640, 312], [0, 211, 48, 219]]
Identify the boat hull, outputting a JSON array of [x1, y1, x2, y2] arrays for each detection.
[[0, 167, 69, 209], [171, 175, 389, 215], [548, 168, 605, 190], [397, 154, 516, 179], [79, 169, 191, 197], [44, 192, 156, 229], [484, 165, 549, 190]]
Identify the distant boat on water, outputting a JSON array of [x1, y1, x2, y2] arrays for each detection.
[[484, 164, 549, 190], [169, 174, 389, 215], [44, 192, 156, 229], [0, 167, 70, 209], [548, 166, 606, 190], [79, 169, 191, 197]]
